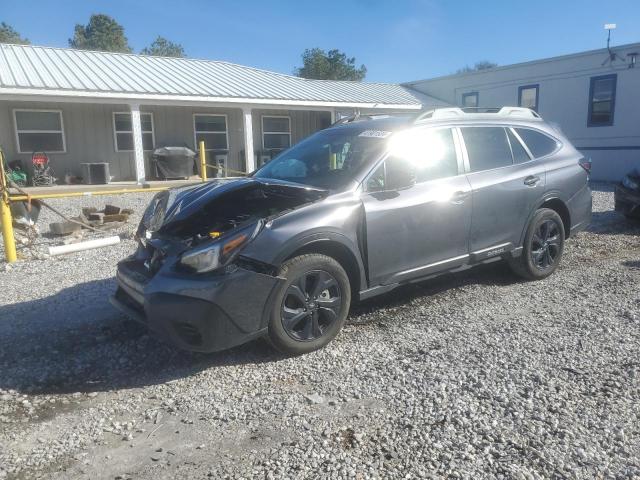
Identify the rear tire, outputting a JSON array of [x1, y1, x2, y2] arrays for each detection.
[[267, 254, 351, 355], [509, 208, 565, 280]]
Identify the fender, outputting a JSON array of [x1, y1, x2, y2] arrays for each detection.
[[273, 230, 368, 291], [517, 189, 570, 248]]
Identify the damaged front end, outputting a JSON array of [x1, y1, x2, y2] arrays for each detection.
[[111, 178, 328, 352]]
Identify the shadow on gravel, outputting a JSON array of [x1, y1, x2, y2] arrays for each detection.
[[587, 211, 640, 236], [0, 278, 285, 396], [0, 262, 519, 396]]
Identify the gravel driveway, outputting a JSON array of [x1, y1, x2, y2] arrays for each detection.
[[0, 184, 639, 479]]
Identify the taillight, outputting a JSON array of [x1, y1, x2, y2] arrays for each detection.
[[579, 157, 592, 174]]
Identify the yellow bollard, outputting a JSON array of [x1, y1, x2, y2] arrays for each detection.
[[0, 195, 17, 263], [0, 150, 17, 263], [199, 141, 207, 181]]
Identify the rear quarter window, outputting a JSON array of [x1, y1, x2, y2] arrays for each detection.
[[515, 128, 560, 158]]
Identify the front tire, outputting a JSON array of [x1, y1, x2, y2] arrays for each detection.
[[267, 254, 351, 355], [509, 208, 565, 280]]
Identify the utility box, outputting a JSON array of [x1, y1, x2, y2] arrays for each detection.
[[213, 152, 228, 177], [81, 162, 110, 184]]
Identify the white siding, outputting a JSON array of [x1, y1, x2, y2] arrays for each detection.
[[406, 43, 640, 181], [0, 101, 332, 180]]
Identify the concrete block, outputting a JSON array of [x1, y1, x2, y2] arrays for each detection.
[[49, 221, 82, 235], [104, 205, 121, 215]]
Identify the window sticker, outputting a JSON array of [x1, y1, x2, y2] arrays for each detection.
[[358, 130, 392, 138]]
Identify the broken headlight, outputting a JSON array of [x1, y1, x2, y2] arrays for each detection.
[[179, 222, 262, 273]]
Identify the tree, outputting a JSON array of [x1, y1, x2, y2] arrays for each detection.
[[0, 22, 30, 44], [295, 48, 367, 81], [141, 36, 185, 57], [456, 60, 498, 74], [69, 14, 132, 53]]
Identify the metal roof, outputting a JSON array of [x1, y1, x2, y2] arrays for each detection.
[[0, 44, 440, 109]]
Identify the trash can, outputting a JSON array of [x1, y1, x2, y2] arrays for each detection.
[[152, 146, 196, 180], [81, 162, 110, 184]]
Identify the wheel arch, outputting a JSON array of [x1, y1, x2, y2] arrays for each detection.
[[539, 197, 571, 238], [518, 195, 572, 248], [283, 239, 365, 297]]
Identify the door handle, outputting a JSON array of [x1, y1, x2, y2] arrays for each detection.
[[450, 190, 470, 204], [524, 175, 541, 186]]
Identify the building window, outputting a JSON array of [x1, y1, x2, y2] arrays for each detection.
[[518, 84, 539, 111], [461, 92, 479, 108], [588, 74, 617, 127], [193, 114, 228, 151], [262, 116, 291, 150], [113, 112, 154, 152], [14, 109, 66, 153]]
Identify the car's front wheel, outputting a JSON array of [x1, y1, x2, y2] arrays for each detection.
[[509, 208, 565, 280], [267, 254, 351, 355]]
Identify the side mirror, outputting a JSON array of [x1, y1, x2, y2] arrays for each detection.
[[385, 158, 416, 190]]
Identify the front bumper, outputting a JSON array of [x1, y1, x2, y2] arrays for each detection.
[[110, 257, 283, 352], [615, 184, 640, 218]]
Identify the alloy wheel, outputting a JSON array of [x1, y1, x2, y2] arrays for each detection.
[[530, 219, 561, 270], [281, 270, 342, 342]]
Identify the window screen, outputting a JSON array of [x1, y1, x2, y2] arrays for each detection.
[[588, 74, 616, 126], [113, 112, 154, 151], [461, 127, 513, 172], [14, 110, 65, 153], [462, 92, 479, 108], [518, 85, 539, 111], [514, 128, 558, 158], [263, 116, 291, 150], [194, 115, 228, 150], [507, 129, 531, 163]]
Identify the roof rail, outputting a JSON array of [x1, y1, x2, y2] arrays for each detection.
[[331, 112, 412, 126], [414, 106, 541, 123]]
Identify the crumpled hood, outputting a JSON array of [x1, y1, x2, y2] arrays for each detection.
[[142, 177, 328, 238]]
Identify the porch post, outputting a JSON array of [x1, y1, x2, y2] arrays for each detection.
[[330, 109, 336, 124], [242, 107, 255, 173], [129, 103, 146, 184]]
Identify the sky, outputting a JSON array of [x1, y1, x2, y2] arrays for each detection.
[[3, 0, 640, 83]]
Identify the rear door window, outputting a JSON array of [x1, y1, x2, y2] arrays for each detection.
[[514, 128, 559, 158], [507, 129, 531, 163], [461, 127, 513, 172]]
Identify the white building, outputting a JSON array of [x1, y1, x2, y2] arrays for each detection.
[[0, 42, 637, 183], [405, 42, 640, 181], [0, 44, 442, 183]]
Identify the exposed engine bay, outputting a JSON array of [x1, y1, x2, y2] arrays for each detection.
[[139, 178, 328, 246]]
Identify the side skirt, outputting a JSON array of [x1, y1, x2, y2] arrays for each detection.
[[358, 243, 520, 302]]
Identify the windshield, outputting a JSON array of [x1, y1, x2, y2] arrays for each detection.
[[253, 128, 388, 189]]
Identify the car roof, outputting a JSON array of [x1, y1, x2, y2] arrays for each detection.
[[328, 107, 555, 136]]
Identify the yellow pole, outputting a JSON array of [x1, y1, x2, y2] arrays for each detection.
[[8, 186, 175, 202], [199, 141, 207, 181], [0, 150, 18, 262]]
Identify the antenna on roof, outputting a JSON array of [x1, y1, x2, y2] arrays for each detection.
[[602, 23, 625, 66]]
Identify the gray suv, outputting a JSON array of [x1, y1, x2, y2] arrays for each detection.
[[112, 107, 592, 355]]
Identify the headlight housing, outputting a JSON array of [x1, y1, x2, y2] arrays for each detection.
[[179, 222, 262, 273], [622, 176, 639, 191]]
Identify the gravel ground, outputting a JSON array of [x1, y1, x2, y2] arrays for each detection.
[[0, 184, 639, 479]]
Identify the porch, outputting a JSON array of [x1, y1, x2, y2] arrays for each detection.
[[0, 99, 335, 185]]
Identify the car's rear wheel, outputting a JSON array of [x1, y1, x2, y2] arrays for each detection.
[[509, 208, 565, 280], [267, 254, 350, 355]]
